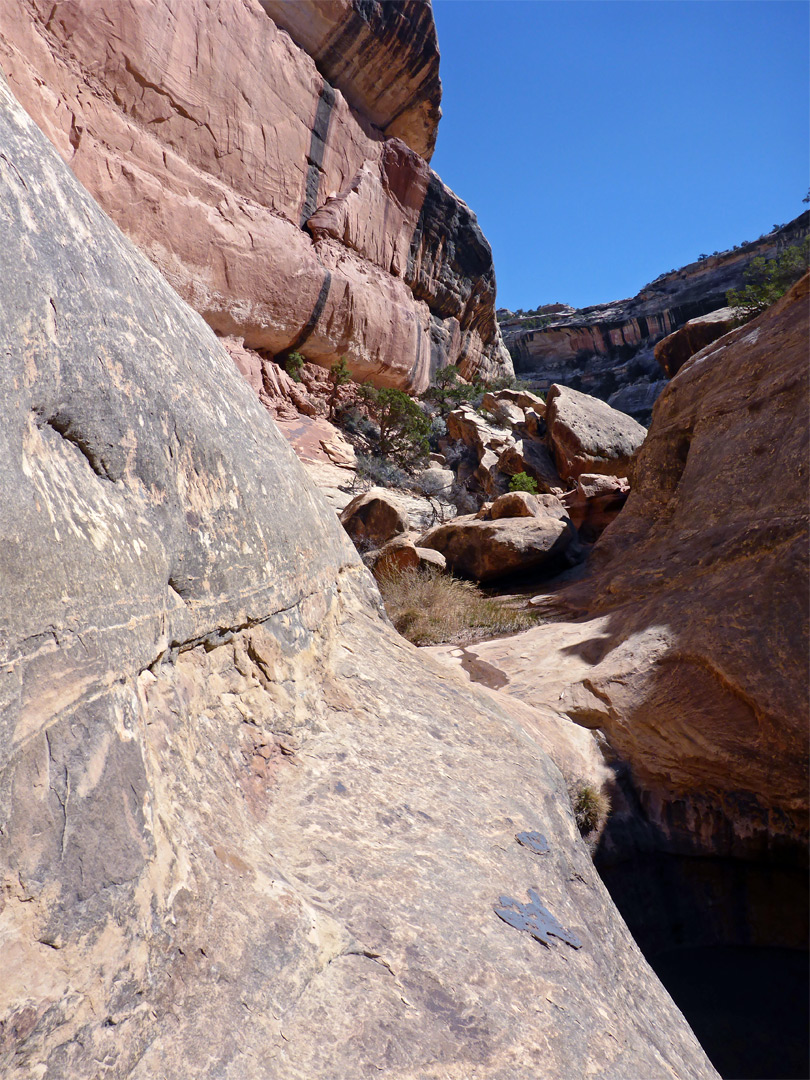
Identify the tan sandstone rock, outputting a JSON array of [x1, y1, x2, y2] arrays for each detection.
[[488, 490, 543, 519], [498, 438, 564, 493], [654, 305, 738, 377], [339, 487, 409, 548], [260, 0, 442, 160], [0, 87, 720, 1079], [419, 497, 578, 583], [545, 383, 647, 481], [432, 277, 810, 865], [561, 473, 630, 540]]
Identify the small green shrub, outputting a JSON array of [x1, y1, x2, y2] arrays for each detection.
[[328, 356, 352, 420], [377, 566, 536, 646], [726, 239, 809, 323], [339, 406, 378, 440], [284, 350, 305, 381], [428, 414, 447, 450], [362, 387, 431, 469], [509, 471, 538, 494], [422, 365, 478, 416]]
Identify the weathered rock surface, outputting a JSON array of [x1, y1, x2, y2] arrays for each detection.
[[498, 438, 564, 494], [0, 0, 511, 391], [260, 0, 442, 160], [501, 212, 809, 422], [561, 474, 630, 541], [545, 384, 647, 482], [0, 83, 720, 1079], [420, 496, 579, 582], [433, 276, 810, 865], [363, 535, 420, 577], [654, 306, 737, 378], [487, 490, 544, 520], [340, 487, 409, 548]]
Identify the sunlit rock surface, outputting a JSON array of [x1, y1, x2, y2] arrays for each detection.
[[0, 74, 718, 1080], [435, 277, 810, 864], [0, 0, 510, 391]]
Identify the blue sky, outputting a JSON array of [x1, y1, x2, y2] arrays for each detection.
[[430, 0, 810, 309]]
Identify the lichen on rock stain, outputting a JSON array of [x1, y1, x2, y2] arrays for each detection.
[[495, 889, 583, 950], [515, 830, 550, 855]]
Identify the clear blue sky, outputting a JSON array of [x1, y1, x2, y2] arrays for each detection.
[[431, 0, 810, 310]]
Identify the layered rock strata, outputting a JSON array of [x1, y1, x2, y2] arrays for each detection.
[[0, 73, 718, 1080], [0, 0, 511, 392], [501, 212, 809, 422]]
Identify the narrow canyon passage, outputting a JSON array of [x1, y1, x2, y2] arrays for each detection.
[[594, 800, 809, 1080]]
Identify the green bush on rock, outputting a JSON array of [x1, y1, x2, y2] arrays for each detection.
[[509, 471, 538, 494], [727, 239, 809, 323]]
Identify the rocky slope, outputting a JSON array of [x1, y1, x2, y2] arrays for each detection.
[[0, 0, 511, 392], [0, 71, 719, 1080], [500, 212, 809, 422], [432, 275, 809, 942]]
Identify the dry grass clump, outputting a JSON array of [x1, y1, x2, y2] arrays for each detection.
[[568, 779, 612, 840], [377, 566, 536, 646]]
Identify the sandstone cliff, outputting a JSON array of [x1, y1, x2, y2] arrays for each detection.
[[0, 74, 717, 1080], [0, 0, 511, 393], [501, 212, 809, 422]]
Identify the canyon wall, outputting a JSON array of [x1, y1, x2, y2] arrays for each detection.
[[0, 75, 717, 1080], [0, 0, 511, 393], [440, 275, 809, 873], [501, 212, 809, 422]]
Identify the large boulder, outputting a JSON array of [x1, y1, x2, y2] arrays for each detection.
[[654, 306, 737, 377], [0, 78, 720, 1080], [419, 497, 579, 582], [545, 383, 647, 481], [0, 0, 511, 390], [561, 473, 630, 541], [488, 490, 544, 519], [339, 487, 409, 548]]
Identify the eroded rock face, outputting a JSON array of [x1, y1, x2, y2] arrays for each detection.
[[434, 277, 810, 865], [0, 76, 720, 1080], [339, 487, 409, 548], [0, 0, 510, 391], [545, 384, 647, 481], [260, 0, 442, 160], [561, 473, 630, 541], [654, 306, 737, 378]]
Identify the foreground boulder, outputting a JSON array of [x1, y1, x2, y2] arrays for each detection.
[[0, 75, 718, 1080], [420, 496, 579, 582], [545, 384, 647, 481]]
